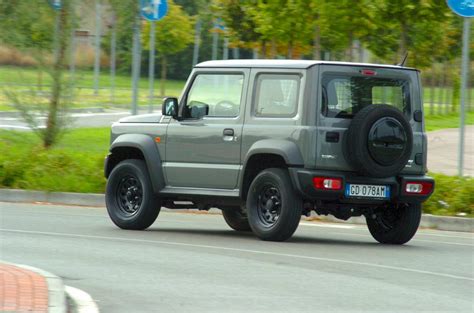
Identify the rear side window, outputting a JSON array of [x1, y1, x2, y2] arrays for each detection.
[[321, 74, 410, 119], [255, 74, 300, 117]]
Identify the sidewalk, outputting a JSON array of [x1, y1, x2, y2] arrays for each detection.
[[0, 263, 57, 313]]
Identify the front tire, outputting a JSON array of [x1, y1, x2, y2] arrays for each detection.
[[366, 203, 421, 244], [106, 159, 161, 230], [247, 168, 302, 241]]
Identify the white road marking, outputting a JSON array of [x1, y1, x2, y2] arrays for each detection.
[[0, 124, 45, 130], [1, 228, 472, 282]]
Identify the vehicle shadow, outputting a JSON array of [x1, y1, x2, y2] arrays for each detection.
[[143, 227, 423, 249]]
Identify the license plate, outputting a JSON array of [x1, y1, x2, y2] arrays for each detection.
[[345, 184, 390, 199]]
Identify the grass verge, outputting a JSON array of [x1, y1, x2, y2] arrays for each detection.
[[424, 112, 474, 131], [0, 127, 472, 217]]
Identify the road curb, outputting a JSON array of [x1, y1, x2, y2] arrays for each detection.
[[65, 286, 100, 313], [4, 262, 67, 313], [1, 188, 472, 232]]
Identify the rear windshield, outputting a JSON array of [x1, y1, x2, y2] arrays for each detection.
[[321, 73, 411, 119]]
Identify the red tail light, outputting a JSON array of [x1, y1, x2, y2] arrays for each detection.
[[313, 177, 342, 190], [360, 69, 376, 76], [404, 181, 433, 195]]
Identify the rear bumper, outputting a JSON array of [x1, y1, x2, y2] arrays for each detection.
[[289, 168, 434, 204]]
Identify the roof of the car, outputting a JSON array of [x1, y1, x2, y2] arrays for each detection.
[[195, 59, 417, 71]]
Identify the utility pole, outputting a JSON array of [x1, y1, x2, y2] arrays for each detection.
[[212, 31, 218, 60], [223, 37, 229, 60], [148, 21, 156, 113], [131, 7, 142, 115], [93, 0, 102, 96], [458, 17, 471, 177], [192, 19, 201, 66], [110, 13, 117, 106]]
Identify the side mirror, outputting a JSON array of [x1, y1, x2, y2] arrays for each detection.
[[162, 97, 178, 118]]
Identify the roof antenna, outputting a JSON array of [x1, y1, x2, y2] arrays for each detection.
[[397, 52, 408, 67]]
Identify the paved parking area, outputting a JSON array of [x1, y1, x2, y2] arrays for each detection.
[[427, 126, 473, 176]]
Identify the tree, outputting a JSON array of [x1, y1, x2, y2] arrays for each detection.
[[3, 0, 75, 148], [364, 0, 455, 68], [142, 1, 194, 96]]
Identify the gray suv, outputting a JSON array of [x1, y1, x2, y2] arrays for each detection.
[[104, 60, 434, 244]]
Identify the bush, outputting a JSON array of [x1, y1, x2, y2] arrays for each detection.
[[0, 128, 107, 193], [423, 173, 474, 217]]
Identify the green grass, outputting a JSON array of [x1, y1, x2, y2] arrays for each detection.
[[0, 65, 186, 111], [0, 127, 472, 217], [425, 111, 474, 131], [0, 128, 109, 193]]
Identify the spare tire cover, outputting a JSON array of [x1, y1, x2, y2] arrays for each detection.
[[344, 105, 413, 178]]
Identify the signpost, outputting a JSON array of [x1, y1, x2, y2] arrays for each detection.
[[140, 0, 168, 113], [446, 0, 473, 177]]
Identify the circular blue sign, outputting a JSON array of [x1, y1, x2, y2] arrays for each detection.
[[48, 0, 61, 10], [447, 0, 474, 17], [140, 0, 168, 21]]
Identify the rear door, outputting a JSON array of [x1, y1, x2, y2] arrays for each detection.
[[164, 68, 250, 189], [315, 65, 424, 174]]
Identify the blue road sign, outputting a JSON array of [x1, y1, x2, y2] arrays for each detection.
[[447, 0, 474, 17], [140, 0, 168, 21], [214, 18, 225, 31], [48, 0, 61, 10]]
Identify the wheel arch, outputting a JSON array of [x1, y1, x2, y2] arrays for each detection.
[[239, 140, 304, 200], [105, 134, 165, 194]]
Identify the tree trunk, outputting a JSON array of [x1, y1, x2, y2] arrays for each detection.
[[313, 25, 321, 60], [261, 41, 267, 59], [287, 41, 293, 59], [44, 4, 69, 148], [348, 32, 354, 62], [270, 39, 277, 58], [160, 55, 167, 97]]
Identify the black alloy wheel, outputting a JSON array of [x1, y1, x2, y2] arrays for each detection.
[[117, 175, 143, 217], [256, 185, 282, 227], [106, 159, 161, 230], [247, 168, 302, 242]]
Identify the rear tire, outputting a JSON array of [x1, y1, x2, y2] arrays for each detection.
[[366, 203, 421, 244], [246, 168, 302, 241], [222, 207, 251, 231], [106, 159, 161, 230]]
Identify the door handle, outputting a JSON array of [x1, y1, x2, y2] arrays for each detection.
[[223, 128, 234, 136]]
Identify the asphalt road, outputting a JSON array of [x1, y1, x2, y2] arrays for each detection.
[[1, 202, 473, 313], [0, 110, 130, 130]]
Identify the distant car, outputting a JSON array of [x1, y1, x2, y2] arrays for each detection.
[[104, 60, 434, 244]]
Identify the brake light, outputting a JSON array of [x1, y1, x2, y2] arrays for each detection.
[[360, 69, 376, 76], [313, 177, 342, 190], [404, 181, 433, 195]]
